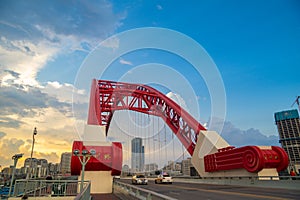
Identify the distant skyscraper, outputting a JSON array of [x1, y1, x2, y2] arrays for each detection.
[[37, 159, 48, 177], [131, 138, 145, 172], [275, 109, 300, 173], [24, 158, 38, 177], [48, 162, 60, 175], [144, 163, 158, 172], [121, 164, 130, 176], [182, 158, 192, 176], [60, 152, 72, 174], [166, 161, 175, 171]]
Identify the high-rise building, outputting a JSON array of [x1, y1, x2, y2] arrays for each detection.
[[182, 158, 192, 176], [37, 159, 48, 177], [144, 163, 158, 172], [174, 162, 182, 172], [275, 109, 300, 173], [60, 152, 72, 174], [24, 158, 38, 178], [121, 164, 130, 176], [166, 161, 175, 171], [48, 163, 60, 175], [131, 138, 145, 172]]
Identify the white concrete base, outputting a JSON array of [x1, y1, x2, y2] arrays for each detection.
[[80, 124, 114, 193], [258, 168, 279, 180], [82, 124, 107, 144], [191, 130, 230, 177], [79, 171, 113, 194], [82, 124, 112, 146], [255, 146, 279, 179]]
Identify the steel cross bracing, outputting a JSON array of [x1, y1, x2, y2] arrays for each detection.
[[88, 79, 206, 155]]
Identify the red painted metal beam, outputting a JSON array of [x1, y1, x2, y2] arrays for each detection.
[[88, 79, 206, 156]]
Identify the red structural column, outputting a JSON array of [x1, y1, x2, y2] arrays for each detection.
[[71, 141, 123, 176]]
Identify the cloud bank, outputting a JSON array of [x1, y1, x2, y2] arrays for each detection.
[[219, 120, 279, 147], [0, 0, 125, 167]]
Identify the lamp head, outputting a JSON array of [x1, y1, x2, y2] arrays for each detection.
[[33, 127, 37, 135], [12, 153, 23, 160], [90, 149, 96, 156], [73, 149, 80, 156], [81, 149, 89, 156]]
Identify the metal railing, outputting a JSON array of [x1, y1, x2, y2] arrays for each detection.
[[173, 175, 300, 181], [74, 181, 91, 200], [113, 180, 177, 200], [13, 179, 90, 198]]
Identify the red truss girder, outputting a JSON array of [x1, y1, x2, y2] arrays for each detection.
[[88, 79, 206, 155]]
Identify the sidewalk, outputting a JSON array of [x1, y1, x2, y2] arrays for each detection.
[[91, 193, 119, 200]]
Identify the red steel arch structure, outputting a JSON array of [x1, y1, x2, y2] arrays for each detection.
[[88, 79, 206, 155], [87, 79, 288, 173]]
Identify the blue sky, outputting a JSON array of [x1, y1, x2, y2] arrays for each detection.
[[0, 0, 299, 167]]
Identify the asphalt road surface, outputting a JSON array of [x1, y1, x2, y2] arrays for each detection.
[[118, 179, 300, 200]]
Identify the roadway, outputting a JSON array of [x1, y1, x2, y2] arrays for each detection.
[[117, 179, 300, 200]]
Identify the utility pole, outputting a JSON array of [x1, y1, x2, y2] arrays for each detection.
[[24, 127, 37, 197]]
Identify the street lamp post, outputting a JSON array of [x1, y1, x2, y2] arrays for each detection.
[[24, 127, 37, 197], [9, 153, 23, 197], [27, 127, 37, 179], [73, 149, 95, 193]]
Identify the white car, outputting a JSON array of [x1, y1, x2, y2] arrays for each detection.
[[132, 174, 148, 185], [154, 173, 173, 184]]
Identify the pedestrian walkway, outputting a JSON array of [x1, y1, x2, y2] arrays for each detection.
[[91, 193, 119, 200]]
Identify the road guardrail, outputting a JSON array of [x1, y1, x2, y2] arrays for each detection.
[[113, 180, 177, 200]]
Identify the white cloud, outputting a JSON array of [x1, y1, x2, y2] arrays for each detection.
[[42, 81, 87, 104], [46, 81, 62, 89], [0, 38, 60, 87], [157, 5, 163, 10], [0, 138, 25, 167], [209, 118, 279, 147], [166, 91, 189, 111], [101, 36, 120, 50], [0, 20, 31, 36], [0, 0, 126, 88], [119, 58, 133, 66]]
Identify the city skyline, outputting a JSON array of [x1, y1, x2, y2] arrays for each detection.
[[0, 1, 299, 168], [0, 153, 68, 172], [0, 150, 187, 175]]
